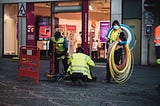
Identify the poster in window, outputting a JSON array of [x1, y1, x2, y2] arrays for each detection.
[[39, 26, 51, 40], [100, 21, 110, 43]]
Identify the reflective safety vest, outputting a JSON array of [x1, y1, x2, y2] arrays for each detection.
[[51, 37, 65, 54], [109, 29, 121, 43], [154, 25, 160, 46], [67, 53, 95, 79]]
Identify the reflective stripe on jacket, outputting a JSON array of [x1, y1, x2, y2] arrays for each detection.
[[154, 26, 160, 46], [51, 37, 65, 54], [67, 53, 95, 79]]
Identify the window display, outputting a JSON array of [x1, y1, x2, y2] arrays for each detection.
[[39, 26, 51, 40], [2, 1, 110, 58], [36, 16, 51, 40], [4, 4, 18, 55]]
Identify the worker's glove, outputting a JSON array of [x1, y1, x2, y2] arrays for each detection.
[[60, 56, 65, 59], [105, 37, 110, 42], [118, 41, 127, 45]]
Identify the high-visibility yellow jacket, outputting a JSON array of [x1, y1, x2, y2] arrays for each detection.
[[154, 25, 160, 46], [50, 36, 65, 54], [109, 29, 121, 43], [67, 53, 95, 79]]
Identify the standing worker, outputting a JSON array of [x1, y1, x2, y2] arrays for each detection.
[[105, 20, 127, 82], [67, 47, 96, 86], [68, 30, 75, 56], [91, 38, 98, 59], [49, 31, 68, 75], [154, 24, 160, 64]]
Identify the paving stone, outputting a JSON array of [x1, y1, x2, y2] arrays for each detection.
[[0, 58, 160, 106]]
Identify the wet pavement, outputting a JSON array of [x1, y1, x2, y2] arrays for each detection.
[[0, 57, 160, 106]]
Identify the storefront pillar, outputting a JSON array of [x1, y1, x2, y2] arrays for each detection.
[[0, 3, 2, 56], [26, 3, 35, 46], [18, 3, 27, 53], [82, 0, 88, 54], [111, 0, 122, 23]]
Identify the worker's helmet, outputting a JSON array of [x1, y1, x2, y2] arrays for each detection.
[[54, 31, 61, 37], [76, 47, 84, 53]]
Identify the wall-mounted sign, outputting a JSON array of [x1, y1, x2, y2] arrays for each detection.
[[17, 4, 26, 17], [66, 25, 76, 32], [100, 21, 110, 43], [39, 26, 51, 39]]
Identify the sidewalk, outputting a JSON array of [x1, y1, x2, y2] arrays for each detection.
[[0, 57, 160, 106]]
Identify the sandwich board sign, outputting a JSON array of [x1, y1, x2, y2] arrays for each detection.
[[17, 4, 27, 17]]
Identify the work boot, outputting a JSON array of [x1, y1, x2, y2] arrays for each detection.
[[104, 77, 111, 83], [92, 76, 97, 81]]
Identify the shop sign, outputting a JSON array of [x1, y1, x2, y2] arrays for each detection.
[[82, 0, 88, 54], [66, 25, 76, 32], [27, 3, 35, 46]]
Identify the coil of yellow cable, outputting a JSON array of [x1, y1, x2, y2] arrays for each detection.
[[108, 41, 134, 84]]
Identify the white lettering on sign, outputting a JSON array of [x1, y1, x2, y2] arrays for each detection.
[[84, 13, 87, 43], [101, 23, 109, 26]]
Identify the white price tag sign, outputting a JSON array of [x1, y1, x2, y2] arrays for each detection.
[[27, 50, 32, 55]]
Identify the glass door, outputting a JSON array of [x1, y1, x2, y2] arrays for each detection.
[[52, 1, 82, 56], [88, 0, 110, 59]]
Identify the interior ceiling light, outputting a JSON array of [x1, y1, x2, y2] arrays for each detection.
[[46, 3, 50, 7], [89, 5, 93, 10], [58, 2, 79, 6]]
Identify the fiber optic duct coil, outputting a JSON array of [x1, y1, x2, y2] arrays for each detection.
[[106, 24, 136, 84]]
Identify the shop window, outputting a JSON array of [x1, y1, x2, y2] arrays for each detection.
[[4, 4, 18, 55], [35, 2, 51, 56], [53, 12, 82, 56], [88, 0, 110, 59], [52, 1, 82, 56]]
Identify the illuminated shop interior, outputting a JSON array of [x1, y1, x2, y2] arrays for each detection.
[[3, 0, 110, 58]]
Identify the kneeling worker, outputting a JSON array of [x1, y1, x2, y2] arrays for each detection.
[[67, 47, 96, 85]]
